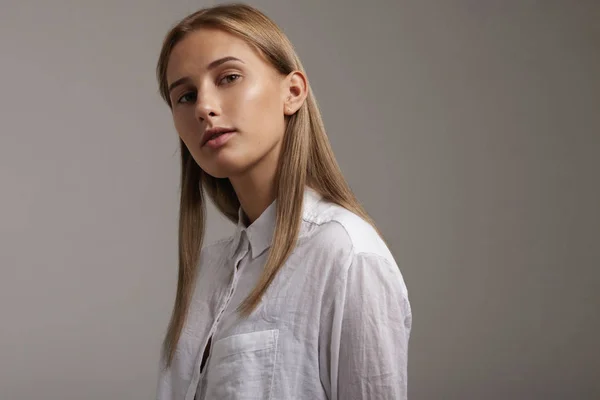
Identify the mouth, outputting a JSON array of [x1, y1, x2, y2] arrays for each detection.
[[201, 127, 236, 147]]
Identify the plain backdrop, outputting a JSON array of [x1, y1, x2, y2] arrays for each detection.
[[1, 0, 599, 399]]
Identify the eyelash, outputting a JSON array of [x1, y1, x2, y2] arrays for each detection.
[[176, 73, 241, 105]]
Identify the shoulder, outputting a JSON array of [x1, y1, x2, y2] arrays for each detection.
[[202, 236, 232, 252], [302, 200, 395, 265], [199, 236, 232, 264], [303, 201, 411, 316]]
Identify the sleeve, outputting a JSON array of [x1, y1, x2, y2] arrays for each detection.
[[328, 252, 412, 400]]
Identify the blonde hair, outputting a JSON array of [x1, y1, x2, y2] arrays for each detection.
[[156, 2, 380, 368]]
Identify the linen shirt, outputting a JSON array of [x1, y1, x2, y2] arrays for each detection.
[[156, 187, 412, 400]]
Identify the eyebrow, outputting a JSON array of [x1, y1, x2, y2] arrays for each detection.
[[167, 56, 244, 94]]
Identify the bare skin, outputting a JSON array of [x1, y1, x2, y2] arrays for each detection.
[[166, 28, 308, 223]]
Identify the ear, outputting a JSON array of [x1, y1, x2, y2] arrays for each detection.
[[282, 71, 308, 116]]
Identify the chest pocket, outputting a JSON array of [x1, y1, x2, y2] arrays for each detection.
[[203, 329, 279, 400]]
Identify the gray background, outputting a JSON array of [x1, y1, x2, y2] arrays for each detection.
[[1, 0, 598, 399]]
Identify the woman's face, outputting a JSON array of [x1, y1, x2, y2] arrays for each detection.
[[166, 28, 292, 179]]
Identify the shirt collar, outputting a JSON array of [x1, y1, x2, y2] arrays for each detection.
[[230, 186, 322, 259]]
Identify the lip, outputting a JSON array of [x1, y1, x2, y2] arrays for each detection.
[[201, 126, 236, 147], [204, 131, 235, 149]]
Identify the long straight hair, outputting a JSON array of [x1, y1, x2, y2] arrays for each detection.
[[156, 3, 380, 368]]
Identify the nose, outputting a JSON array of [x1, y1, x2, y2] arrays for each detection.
[[194, 90, 220, 122]]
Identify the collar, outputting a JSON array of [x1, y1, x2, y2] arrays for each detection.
[[230, 187, 323, 259]]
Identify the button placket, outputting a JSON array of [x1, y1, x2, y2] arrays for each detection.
[[189, 235, 250, 398]]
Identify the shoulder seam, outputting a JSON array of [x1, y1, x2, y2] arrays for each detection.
[[326, 219, 357, 256], [350, 251, 408, 299], [353, 250, 392, 261]]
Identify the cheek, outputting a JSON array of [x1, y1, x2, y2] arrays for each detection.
[[173, 113, 198, 144], [236, 81, 283, 134]]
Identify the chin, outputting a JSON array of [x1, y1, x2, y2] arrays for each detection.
[[199, 156, 251, 179], [202, 168, 234, 179]]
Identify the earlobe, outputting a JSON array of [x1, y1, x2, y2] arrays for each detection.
[[284, 102, 296, 116]]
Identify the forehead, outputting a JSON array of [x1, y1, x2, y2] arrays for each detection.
[[166, 28, 264, 83]]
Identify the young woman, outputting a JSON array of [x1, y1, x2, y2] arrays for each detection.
[[155, 3, 411, 400]]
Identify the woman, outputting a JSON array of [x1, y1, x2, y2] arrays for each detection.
[[155, 3, 411, 400]]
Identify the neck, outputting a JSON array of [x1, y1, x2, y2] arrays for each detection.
[[229, 147, 280, 225]]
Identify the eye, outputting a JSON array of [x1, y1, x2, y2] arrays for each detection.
[[219, 73, 241, 85], [177, 91, 197, 105]]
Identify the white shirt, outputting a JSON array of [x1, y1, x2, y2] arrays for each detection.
[[156, 187, 412, 400]]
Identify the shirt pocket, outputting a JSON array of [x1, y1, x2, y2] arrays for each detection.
[[204, 329, 279, 400]]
